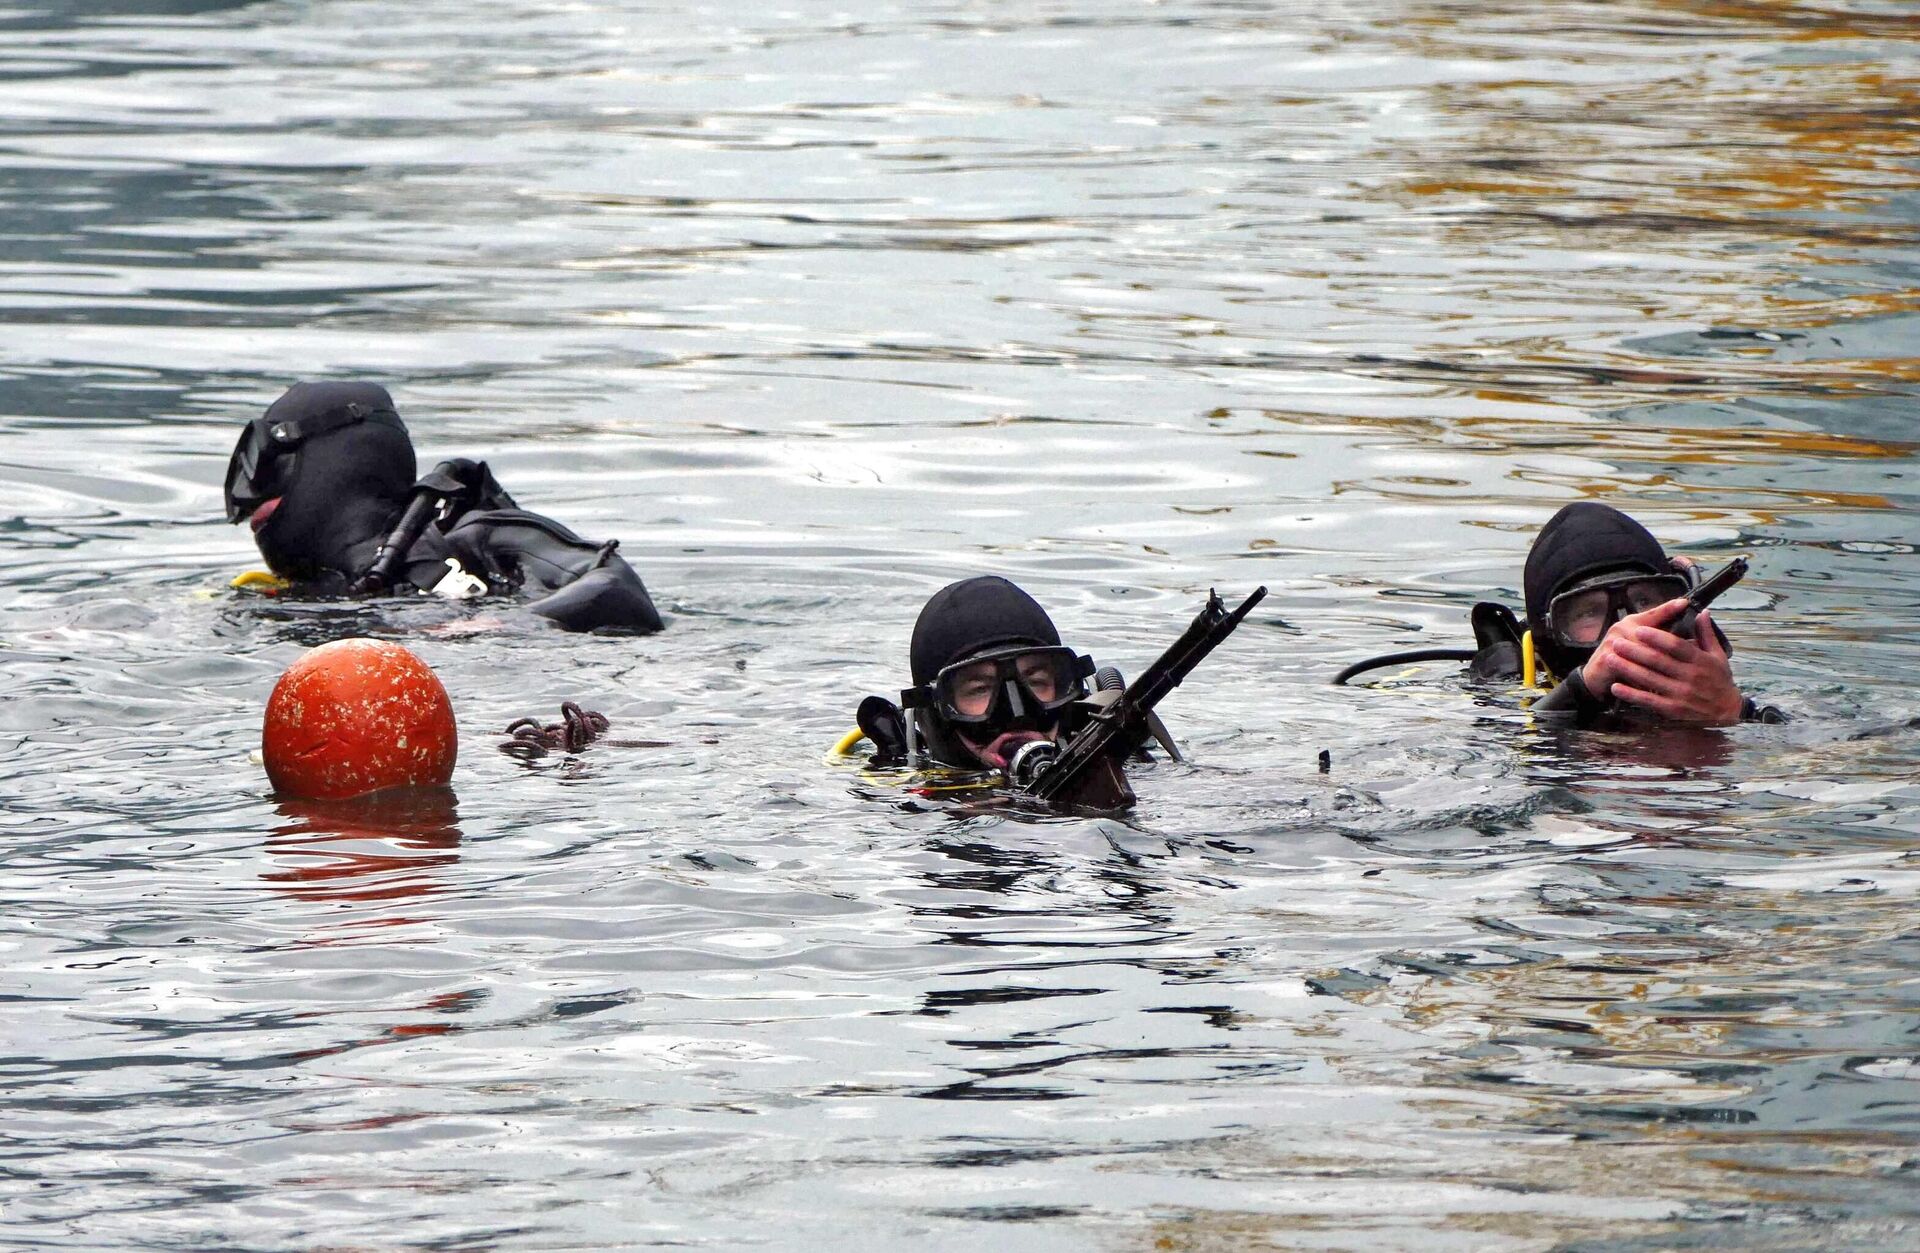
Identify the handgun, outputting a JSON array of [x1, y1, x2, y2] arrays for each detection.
[[1672, 556, 1747, 640]]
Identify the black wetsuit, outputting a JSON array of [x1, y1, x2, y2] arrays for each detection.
[[226, 381, 663, 634]]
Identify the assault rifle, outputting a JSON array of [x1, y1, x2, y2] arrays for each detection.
[[1008, 586, 1268, 810]]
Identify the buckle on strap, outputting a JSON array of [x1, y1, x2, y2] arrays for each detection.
[[271, 400, 395, 448]]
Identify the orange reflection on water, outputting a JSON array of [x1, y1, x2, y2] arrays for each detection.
[[263, 789, 464, 931], [1379, 0, 1920, 367]]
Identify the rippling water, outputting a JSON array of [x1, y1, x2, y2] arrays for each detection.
[[3, 1, 1918, 1248]]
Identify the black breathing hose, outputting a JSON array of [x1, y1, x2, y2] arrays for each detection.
[[1331, 648, 1477, 687]]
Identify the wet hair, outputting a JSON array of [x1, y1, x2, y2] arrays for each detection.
[[1523, 502, 1668, 677]]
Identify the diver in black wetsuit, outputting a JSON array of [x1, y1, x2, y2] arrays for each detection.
[[223, 381, 663, 634], [889, 575, 1098, 771], [848, 575, 1244, 811], [1457, 503, 1780, 724], [854, 575, 1172, 775]]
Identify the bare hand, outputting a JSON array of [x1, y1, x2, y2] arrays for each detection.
[[1583, 601, 1744, 726]]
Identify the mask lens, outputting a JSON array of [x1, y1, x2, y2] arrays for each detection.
[[223, 422, 268, 522], [1548, 575, 1688, 646], [942, 659, 1002, 720], [1553, 588, 1613, 646], [933, 646, 1085, 724], [1625, 577, 1683, 612], [1012, 649, 1077, 710]]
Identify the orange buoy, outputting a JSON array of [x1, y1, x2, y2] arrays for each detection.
[[262, 638, 457, 799]]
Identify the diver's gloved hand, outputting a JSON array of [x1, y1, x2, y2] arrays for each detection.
[[1583, 599, 1744, 725]]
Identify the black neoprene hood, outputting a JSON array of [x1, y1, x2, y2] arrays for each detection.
[[242, 381, 417, 583], [909, 576, 1062, 687], [1523, 502, 1669, 674]]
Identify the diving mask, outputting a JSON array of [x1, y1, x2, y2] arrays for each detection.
[[224, 416, 290, 524], [910, 644, 1093, 729], [1543, 571, 1689, 648]]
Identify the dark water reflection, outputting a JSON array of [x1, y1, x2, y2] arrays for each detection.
[[3, 0, 1919, 1248]]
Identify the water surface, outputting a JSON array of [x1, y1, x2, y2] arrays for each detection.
[[2, 1, 1918, 1248]]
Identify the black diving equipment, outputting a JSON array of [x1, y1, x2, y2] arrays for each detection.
[[1542, 571, 1689, 649], [1016, 585, 1267, 811], [350, 458, 517, 595], [856, 695, 910, 764], [1534, 556, 1747, 715], [916, 645, 1093, 728], [352, 483, 444, 596], [1333, 647, 1478, 687], [1332, 602, 1519, 686], [224, 386, 407, 526], [1005, 738, 1064, 790]]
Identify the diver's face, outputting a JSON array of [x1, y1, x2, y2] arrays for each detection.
[[948, 653, 1062, 718]]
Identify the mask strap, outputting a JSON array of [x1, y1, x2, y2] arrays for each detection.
[[266, 400, 399, 448]]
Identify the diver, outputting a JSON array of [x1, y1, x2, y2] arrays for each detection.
[[887, 575, 1101, 772], [1337, 502, 1782, 725], [843, 574, 1266, 809], [223, 381, 664, 633], [847, 575, 1171, 772]]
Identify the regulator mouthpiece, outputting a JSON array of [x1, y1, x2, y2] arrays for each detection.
[[1005, 739, 1061, 790]]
